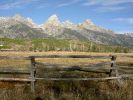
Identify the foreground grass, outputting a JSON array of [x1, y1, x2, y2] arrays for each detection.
[[0, 80, 132, 100], [0, 51, 133, 100]]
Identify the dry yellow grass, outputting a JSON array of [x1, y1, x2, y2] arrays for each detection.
[[0, 51, 133, 56], [0, 51, 133, 67], [1, 51, 110, 56]]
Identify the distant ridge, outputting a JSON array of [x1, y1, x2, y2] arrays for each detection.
[[0, 14, 133, 47]]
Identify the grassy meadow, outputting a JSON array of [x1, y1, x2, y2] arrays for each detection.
[[0, 51, 133, 100]]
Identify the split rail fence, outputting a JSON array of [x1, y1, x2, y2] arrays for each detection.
[[0, 55, 132, 92]]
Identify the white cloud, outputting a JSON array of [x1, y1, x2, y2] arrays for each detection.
[[102, 0, 133, 6], [0, 0, 32, 9], [82, 0, 133, 6], [113, 18, 133, 24], [95, 6, 127, 12], [36, 3, 50, 9], [57, 0, 82, 7], [0, 0, 48, 10], [82, 0, 103, 6]]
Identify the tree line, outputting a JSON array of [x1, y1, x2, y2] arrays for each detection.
[[0, 38, 132, 53]]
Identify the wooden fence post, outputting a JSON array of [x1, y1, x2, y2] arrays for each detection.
[[109, 55, 117, 77], [30, 56, 36, 92], [109, 55, 122, 84]]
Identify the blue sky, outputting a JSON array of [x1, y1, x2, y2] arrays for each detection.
[[0, 0, 133, 33]]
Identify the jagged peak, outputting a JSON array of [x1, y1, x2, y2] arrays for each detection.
[[13, 14, 22, 17], [62, 20, 77, 29], [27, 17, 34, 23], [43, 14, 61, 27], [50, 14, 58, 18], [63, 20, 73, 25], [13, 14, 25, 20], [48, 14, 59, 21], [83, 19, 95, 26], [26, 17, 38, 28], [11, 14, 38, 28]]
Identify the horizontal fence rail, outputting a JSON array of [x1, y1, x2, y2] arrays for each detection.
[[35, 77, 121, 81], [0, 55, 132, 92], [29, 55, 110, 59], [0, 56, 30, 60], [0, 77, 33, 82]]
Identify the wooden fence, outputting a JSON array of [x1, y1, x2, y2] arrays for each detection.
[[0, 55, 132, 92]]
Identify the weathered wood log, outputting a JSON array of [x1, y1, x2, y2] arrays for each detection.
[[0, 72, 30, 74], [0, 77, 33, 81], [29, 55, 110, 59], [0, 56, 30, 60], [120, 74, 133, 78], [35, 77, 121, 81], [0, 67, 30, 72], [0, 67, 30, 74], [118, 66, 133, 69]]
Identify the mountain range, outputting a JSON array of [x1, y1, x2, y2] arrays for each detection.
[[0, 14, 133, 47]]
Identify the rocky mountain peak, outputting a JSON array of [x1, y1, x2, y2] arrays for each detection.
[[63, 20, 77, 29], [79, 19, 115, 34], [48, 14, 58, 21], [26, 17, 38, 28], [42, 15, 63, 36], [64, 20, 73, 24], [13, 14, 25, 21], [12, 14, 37, 28], [83, 19, 95, 26], [27, 17, 33, 23], [46, 14, 61, 26]]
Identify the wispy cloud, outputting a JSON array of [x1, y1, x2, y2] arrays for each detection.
[[113, 18, 133, 25], [0, 0, 49, 10], [95, 6, 127, 12], [102, 0, 133, 6], [0, 0, 33, 9], [36, 4, 50, 9], [36, 4, 49, 9], [82, 0, 133, 6], [0, 0, 36, 9], [30, 0, 51, 9], [82, 0, 102, 6], [82, 0, 133, 12], [57, 0, 82, 8]]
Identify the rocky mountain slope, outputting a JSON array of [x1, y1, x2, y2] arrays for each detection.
[[125, 33, 133, 37], [0, 14, 48, 39], [0, 14, 132, 47]]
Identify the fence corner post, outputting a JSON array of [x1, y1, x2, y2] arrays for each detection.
[[30, 56, 36, 93], [109, 55, 117, 77]]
